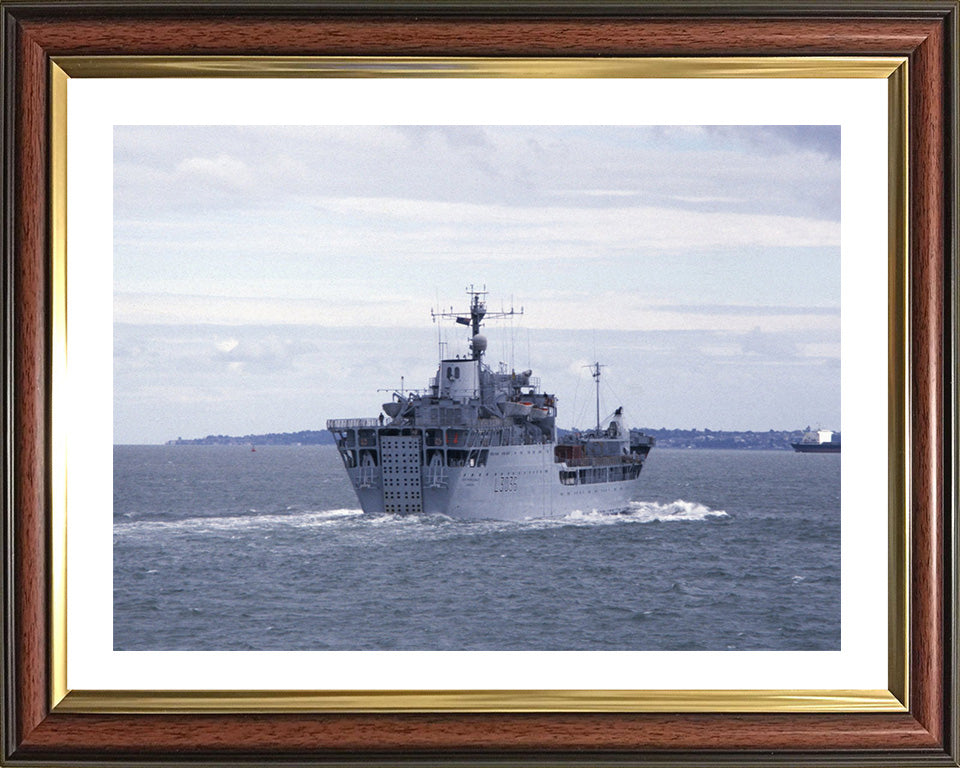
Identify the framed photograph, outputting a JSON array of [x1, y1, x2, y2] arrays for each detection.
[[2, 2, 956, 765]]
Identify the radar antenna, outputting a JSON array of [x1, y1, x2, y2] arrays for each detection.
[[431, 285, 523, 360]]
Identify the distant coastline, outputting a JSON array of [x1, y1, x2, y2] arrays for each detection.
[[164, 427, 815, 451]]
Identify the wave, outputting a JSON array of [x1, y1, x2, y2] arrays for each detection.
[[114, 499, 726, 539], [115, 507, 364, 536], [498, 499, 727, 532], [623, 499, 728, 523]]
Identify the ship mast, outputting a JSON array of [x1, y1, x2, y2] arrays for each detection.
[[431, 285, 522, 361], [586, 362, 606, 432]]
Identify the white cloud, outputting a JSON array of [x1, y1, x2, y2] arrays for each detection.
[[114, 292, 426, 328], [798, 342, 842, 358], [552, 189, 643, 198], [669, 195, 744, 204], [112, 126, 841, 442], [115, 291, 840, 335], [114, 322, 840, 443], [115, 125, 841, 221], [174, 154, 252, 190], [313, 196, 839, 250]]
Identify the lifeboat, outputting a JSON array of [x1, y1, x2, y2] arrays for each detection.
[[502, 400, 534, 417], [528, 405, 551, 420]]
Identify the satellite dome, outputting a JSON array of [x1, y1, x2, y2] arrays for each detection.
[[472, 334, 488, 352]]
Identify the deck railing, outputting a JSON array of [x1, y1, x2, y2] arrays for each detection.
[[326, 418, 381, 430]]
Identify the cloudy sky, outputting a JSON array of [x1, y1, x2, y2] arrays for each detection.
[[114, 125, 840, 444]]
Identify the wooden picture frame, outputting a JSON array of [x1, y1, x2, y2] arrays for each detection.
[[2, 2, 957, 765]]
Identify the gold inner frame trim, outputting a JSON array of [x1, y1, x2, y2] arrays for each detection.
[[48, 55, 910, 715], [57, 688, 903, 714], [886, 60, 910, 709], [49, 61, 69, 710], [53, 55, 905, 79]]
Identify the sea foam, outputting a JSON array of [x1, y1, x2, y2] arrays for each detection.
[[115, 499, 726, 539], [114, 507, 363, 536]]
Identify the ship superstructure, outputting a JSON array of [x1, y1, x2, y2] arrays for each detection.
[[327, 287, 654, 521]]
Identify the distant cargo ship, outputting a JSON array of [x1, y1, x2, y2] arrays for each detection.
[[791, 429, 841, 453]]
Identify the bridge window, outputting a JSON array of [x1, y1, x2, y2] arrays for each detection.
[[447, 450, 468, 467]]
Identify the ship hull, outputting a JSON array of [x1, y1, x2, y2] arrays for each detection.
[[336, 433, 644, 521], [791, 443, 840, 453], [438, 443, 640, 521]]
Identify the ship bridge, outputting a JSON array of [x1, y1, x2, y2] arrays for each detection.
[[437, 358, 479, 401]]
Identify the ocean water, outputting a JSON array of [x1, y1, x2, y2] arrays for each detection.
[[114, 446, 840, 651]]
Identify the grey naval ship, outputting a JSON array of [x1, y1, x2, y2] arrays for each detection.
[[327, 288, 654, 521]]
